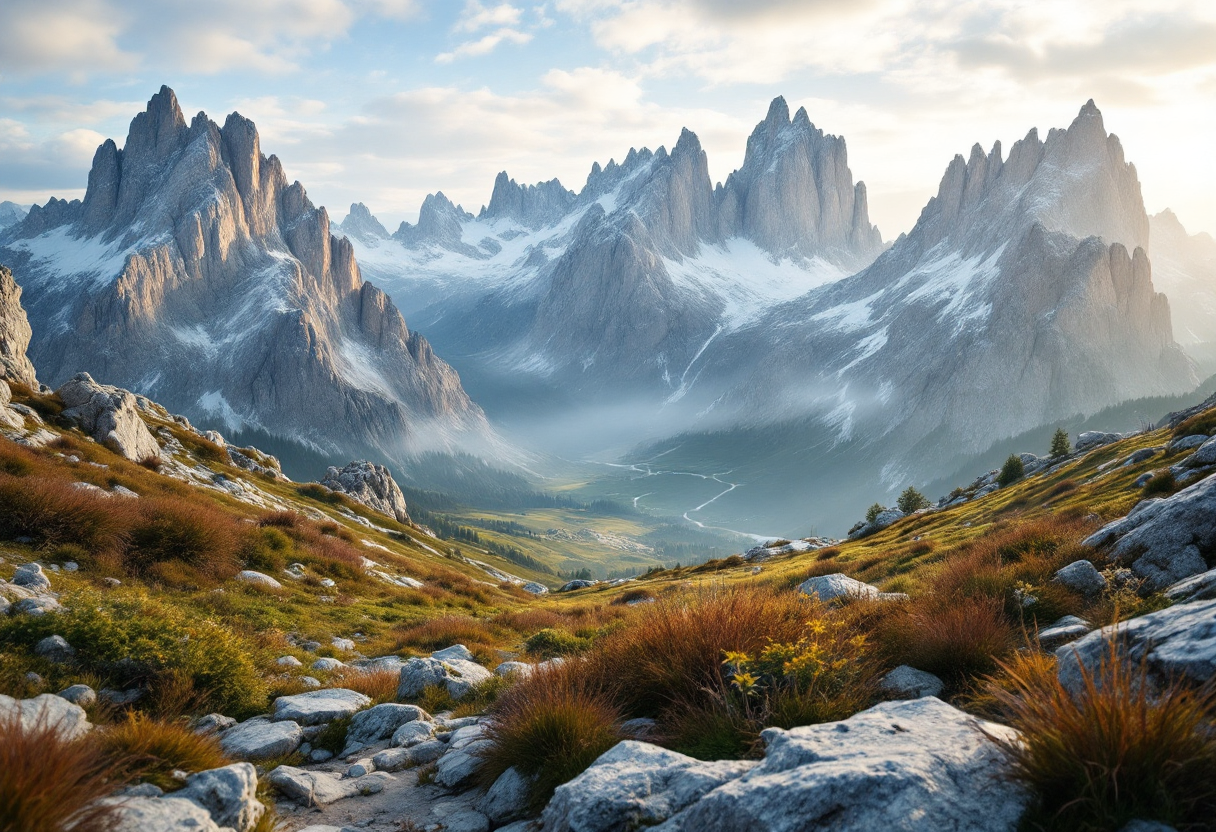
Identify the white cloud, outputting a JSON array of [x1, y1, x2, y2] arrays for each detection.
[[436, 28, 533, 63], [455, 1, 525, 32]]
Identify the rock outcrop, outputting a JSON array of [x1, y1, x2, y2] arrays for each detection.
[[56, 372, 161, 461], [319, 460, 410, 522], [0, 264, 37, 388], [0, 86, 490, 463], [541, 697, 1026, 832], [1083, 474, 1216, 590]]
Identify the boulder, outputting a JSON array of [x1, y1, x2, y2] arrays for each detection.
[[435, 738, 495, 789], [34, 634, 75, 663], [559, 579, 598, 592], [495, 661, 534, 678], [319, 461, 410, 523], [107, 795, 226, 832], [798, 573, 906, 603], [55, 373, 160, 461], [391, 719, 435, 747], [479, 766, 533, 824], [372, 738, 446, 771], [397, 656, 493, 701], [1076, 431, 1122, 452], [1057, 598, 1216, 692], [540, 741, 756, 832], [444, 810, 492, 832], [272, 688, 371, 725], [219, 718, 303, 760], [13, 596, 60, 615], [174, 763, 265, 832], [266, 765, 359, 806], [1051, 560, 1107, 596], [1178, 436, 1216, 469], [1164, 567, 1216, 603], [343, 702, 429, 751], [878, 665, 944, 699], [432, 644, 475, 662], [57, 684, 97, 707], [1037, 615, 1093, 650], [12, 562, 51, 591], [331, 637, 356, 652], [1083, 474, 1216, 589], [656, 698, 1025, 832], [235, 570, 282, 590], [276, 655, 303, 667], [311, 657, 344, 672], [847, 508, 905, 540], [0, 693, 91, 740], [0, 265, 38, 388], [523, 581, 550, 595], [194, 713, 237, 735], [1168, 434, 1209, 453]]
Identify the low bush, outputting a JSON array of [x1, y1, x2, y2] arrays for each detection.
[[0, 710, 128, 832], [998, 454, 1025, 487], [0, 473, 136, 551], [479, 663, 623, 811], [92, 713, 230, 790], [1142, 470, 1177, 497], [125, 498, 241, 584], [524, 628, 591, 659], [990, 649, 1216, 831], [0, 591, 268, 718], [878, 594, 1014, 685]]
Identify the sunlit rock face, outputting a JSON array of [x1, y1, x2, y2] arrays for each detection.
[[0, 86, 489, 460]]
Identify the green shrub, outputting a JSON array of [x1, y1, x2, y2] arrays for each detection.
[[0, 590, 268, 718], [1142, 470, 1177, 497], [895, 487, 930, 515], [242, 527, 293, 572], [998, 455, 1025, 487], [310, 717, 351, 754], [1049, 428, 1071, 459], [525, 628, 591, 659], [865, 503, 884, 523]]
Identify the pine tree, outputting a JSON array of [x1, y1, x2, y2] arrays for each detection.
[[865, 503, 884, 523], [896, 486, 930, 514], [998, 454, 1025, 487], [1050, 428, 1071, 459]]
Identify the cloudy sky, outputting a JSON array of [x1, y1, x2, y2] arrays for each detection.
[[1, 0, 1214, 239]]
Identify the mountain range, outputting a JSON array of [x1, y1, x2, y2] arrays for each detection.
[[1, 88, 1212, 534], [0, 87, 490, 465]]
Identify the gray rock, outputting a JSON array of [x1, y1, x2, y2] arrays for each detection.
[[267, 765, 359, 806], [272, 688, 371, 725], [1168, 434, 1209, 453], [309, 748, 334, 763], [55, 373, 161, 461], [219, 718, 303, 760], [99, 688, 143, 706], [1083, 473, 1216, 589], [0, 693, 92, 740], [235, 570, 282, 590], [1076, 431, 1123, 452], [1120, 447, 1161, 467], [847, 508, 905, 540], [346, 759, 374, 778], [299, 675, 323, 689], [12, 562, 51, 592], [620, 717, 658, 738], [798, 573, 906, 603], [331, 637, 356, 652], [522, 581, 550, 595], [1037, 616, 1093, 650], [343, 703, 429, 751], [391, 719, 436, 747], [432, 644, 475, 662], [878, 665, 944, 699], [107, 795, 225, 831], [0, 265, 38, 388], [397, 656, 493, 701], [444, 809, 492, 832], [311, 657, 345, 672], [194, 713, 237, 735], [435, 738, 495, 789], [559, 579, 598, 592], [320, 461, 410, 523], [1179, 436, 1216, 469], [479, 766, 533, 823], [495, 661, 534, 678], [34, 634, 75, 663], [13, 596, 60, 615], [1057, 598, 1216, 692], [540, 741, 756, 832], [1164, 567, 1216, 603], [57, 684, 97, 707], [1052, 560, 1107, 595], [175, 763, 265, 832], [657, 698, 1024, 832], [277, 655, 303, 667]]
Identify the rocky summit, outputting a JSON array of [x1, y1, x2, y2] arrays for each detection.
[[0, 86, 490, 464]]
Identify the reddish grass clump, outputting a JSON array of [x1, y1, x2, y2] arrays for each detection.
[[393, 615, 502, 654], [124, 497, 241, 584], [333, 668, 401, 703], [0, 473, 137, 552], [91, 712, 231, 791], [880, 594, 1014, 685], [990, 649, 1216, 831], [479, 662, 623, 811], [0, 710, 130, 832]]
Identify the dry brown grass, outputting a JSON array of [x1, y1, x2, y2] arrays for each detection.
[[989, 649, 1216, 831], [0, 710, 130, 832], [393, 615, 503, 654], [878, 594, 1014, 686], [0, 473, 138, 552], [333, 668, 401, 703], [91, 712, 231, 791], [479, 661, 623, 811]]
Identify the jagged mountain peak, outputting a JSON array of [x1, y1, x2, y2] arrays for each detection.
[[340, 202, 390, 243], [480, 171, 576, 228], [1, 85, 490, 461]]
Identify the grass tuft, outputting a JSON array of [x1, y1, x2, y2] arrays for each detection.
[[91, 712, 231, 791]]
